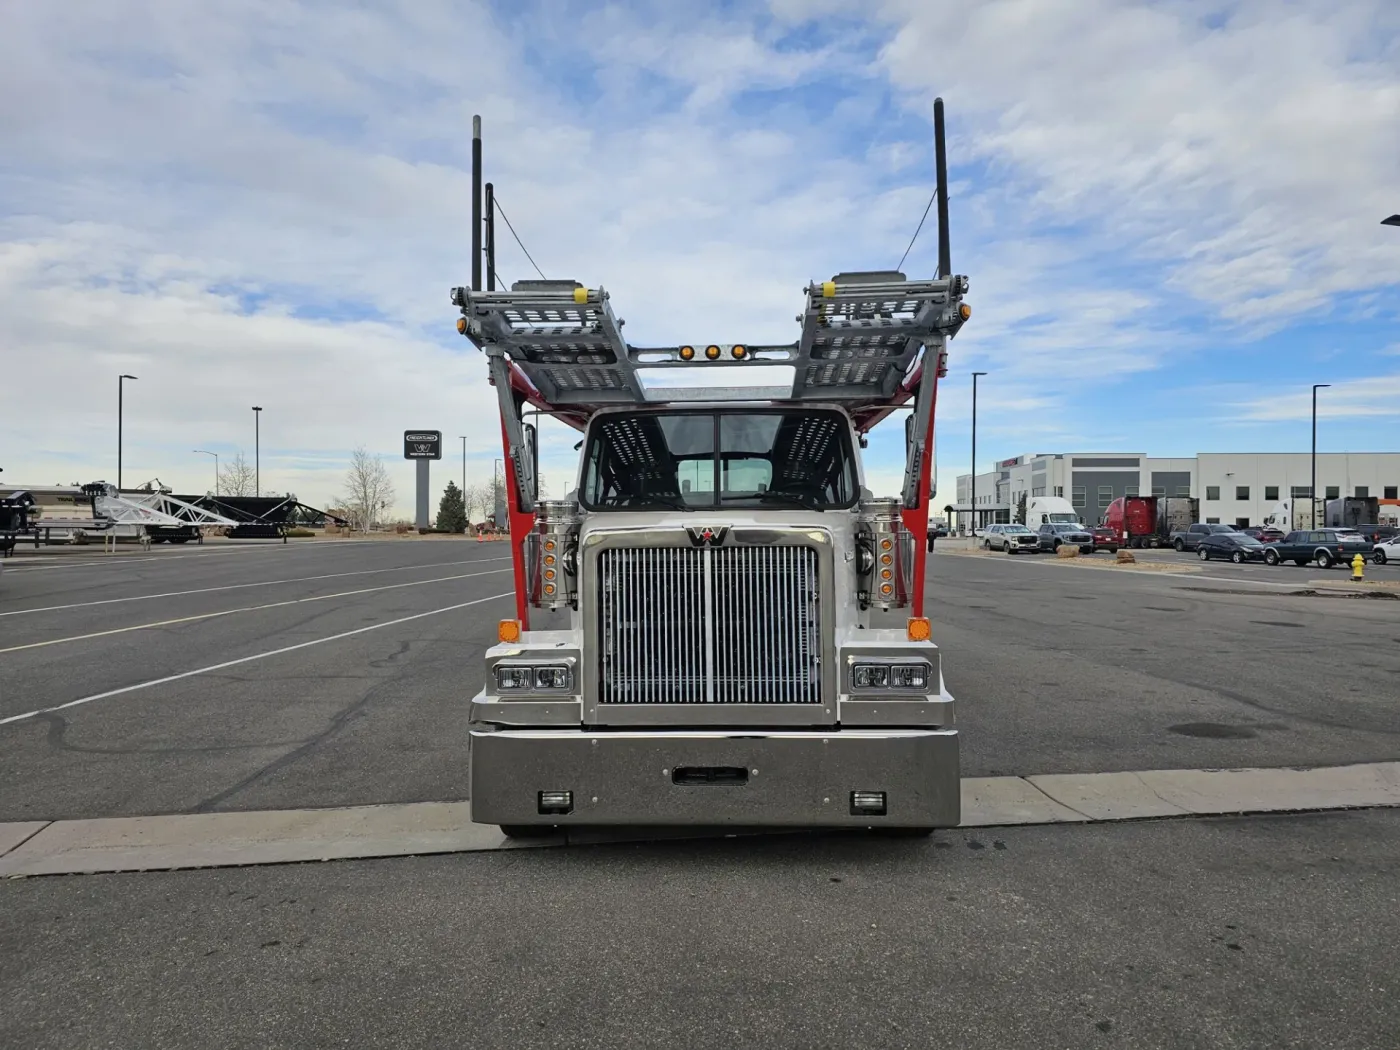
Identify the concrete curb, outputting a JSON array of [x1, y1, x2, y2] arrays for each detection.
[[3, 762, 1398, 876]]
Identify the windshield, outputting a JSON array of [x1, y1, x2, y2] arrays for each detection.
[[580, 409, 858, 511], [1047, 513, 1080, 523], [1233, 536, 1263, 546], [1208, 524, 1236, 533], [1005, 525, 1032, 533]]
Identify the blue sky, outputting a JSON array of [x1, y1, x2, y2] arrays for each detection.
[[1, 0, 1397, 513]]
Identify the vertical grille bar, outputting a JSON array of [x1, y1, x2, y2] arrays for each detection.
[[597, 545, 819, 704]]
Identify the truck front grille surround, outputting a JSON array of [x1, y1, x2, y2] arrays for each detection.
[[597, 545, 820, 704]]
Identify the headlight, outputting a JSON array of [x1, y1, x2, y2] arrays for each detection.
[[852, 663, 889, 688], [495, 666, 535, 691], [534, 666, 570, 690], [851, 660, 932, 692], [494, 665, 572, 692]]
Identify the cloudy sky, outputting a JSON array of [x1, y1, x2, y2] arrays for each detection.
[[2, 0, 1397, 515]]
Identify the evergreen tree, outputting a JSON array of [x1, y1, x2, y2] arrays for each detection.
[[436, 480, 468, 532]]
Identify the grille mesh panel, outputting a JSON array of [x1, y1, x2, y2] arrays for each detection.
[[598, 546, 820, 704]]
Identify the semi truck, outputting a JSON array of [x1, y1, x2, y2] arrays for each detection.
[[1026, 495, 1082, 527], [454, 102, 970, 837], [1103, 495, 1158, 548], [1325, 496, 1380, 530]]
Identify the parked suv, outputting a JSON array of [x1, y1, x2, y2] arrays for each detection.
[[1037, 522, 1095, 553], [1090, 525, 1119, 553], [1262, 529, 1374, 568], [982, 523, 1040, 554], [1171, 522, 1237, 552]]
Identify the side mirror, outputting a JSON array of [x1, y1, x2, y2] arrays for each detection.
[[522, 423, 539, 504]]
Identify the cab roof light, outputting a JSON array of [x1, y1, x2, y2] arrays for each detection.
[[705, 344, 721, 360], [731, 344, 747, 359], [498, 619, 521, 643], [907, 617, 931, 642], [679, 345, 695, 360]]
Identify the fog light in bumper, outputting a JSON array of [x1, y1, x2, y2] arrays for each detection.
[[537, 790, 573, 815], [850, 790, 887, 816]]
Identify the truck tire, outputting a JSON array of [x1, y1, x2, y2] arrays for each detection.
[[1006, 543, 1016, 555], [1174, 538, 1185, 552], [982, 539, 991, 550], [1264, 549, 1280, 566], [1314, 550, 1333, 569]]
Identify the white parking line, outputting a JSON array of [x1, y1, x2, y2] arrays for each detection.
[[0, 568, 511, 655], [0, 590, 514, 727], [0, 557, 512, 618], [0, 539, 419, 573]]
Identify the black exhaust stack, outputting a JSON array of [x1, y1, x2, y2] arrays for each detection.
[[485, 181, 497, 291], [471, 115, 483, 291], [934, 97, 951, 279]]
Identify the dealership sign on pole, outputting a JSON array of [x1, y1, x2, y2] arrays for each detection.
[[405, 430, 442, 528]]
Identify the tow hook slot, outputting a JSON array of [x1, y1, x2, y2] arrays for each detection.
[[672, 766, 749, 786]]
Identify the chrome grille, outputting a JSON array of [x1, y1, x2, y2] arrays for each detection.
[[598, 545, 820, 704]]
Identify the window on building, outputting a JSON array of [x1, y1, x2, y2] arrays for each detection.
[[1098, 485, 1113, 507], [1032, 486, 1045, 497], [1235, 486, 1249, 501], [1125, 484, 1139, 497], [1235, 517, 1250, 528], [1206, 486, 1220, 500], [1355, 487, 1368, 498], [1152, 486, 1165, 497], [1176, 486, 1191, 497], [1206, 517, 1220, 524], [1054, 486, 1064, 497], [1387, 486, 1398, 500], [1071, 487, 1086, 508], [1265, 485, 1279, 501], [1291, 486, 1312, 499], [1325, 486, 1339, 500]]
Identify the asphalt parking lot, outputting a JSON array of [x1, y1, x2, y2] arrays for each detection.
[[3, 535, 1398, 1049], [1, 537, 1398, 821]]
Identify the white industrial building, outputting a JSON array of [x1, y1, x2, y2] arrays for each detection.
[[951, 452, 1400, 532]]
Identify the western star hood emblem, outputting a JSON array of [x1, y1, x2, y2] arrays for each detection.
[[685, 525, 730, 547]]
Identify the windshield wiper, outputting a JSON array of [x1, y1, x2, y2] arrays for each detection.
[[722, 491, 826, 512], [621, 494, 689, 511]]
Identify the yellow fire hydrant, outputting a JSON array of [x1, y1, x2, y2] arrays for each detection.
[[1352, 553, 1366, 581]]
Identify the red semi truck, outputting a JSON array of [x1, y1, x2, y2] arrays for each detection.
[[1104, 496, 1159, 549]]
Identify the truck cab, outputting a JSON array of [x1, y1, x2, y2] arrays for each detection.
[[454, 270, 970, 836]]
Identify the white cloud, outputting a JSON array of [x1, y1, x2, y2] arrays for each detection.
[[1233, 375, 1400, 422], [1, 0, 1397, 517], [872, 0, 1400, 324]]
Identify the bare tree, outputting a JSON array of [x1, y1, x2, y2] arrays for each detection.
[[218, 452, 257, 497], [340, 447, 395, 532]]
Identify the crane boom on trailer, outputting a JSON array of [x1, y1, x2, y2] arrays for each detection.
[[454, 100, 970, 836]]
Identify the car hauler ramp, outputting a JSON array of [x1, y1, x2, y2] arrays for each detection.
[[453, 269, 969, 626]]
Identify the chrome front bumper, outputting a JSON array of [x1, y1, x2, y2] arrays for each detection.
[[468, 727, 960, 828]]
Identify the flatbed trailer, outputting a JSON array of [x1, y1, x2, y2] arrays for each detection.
[[455, 100, 970, 836]]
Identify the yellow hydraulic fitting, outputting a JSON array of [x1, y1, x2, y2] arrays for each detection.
[[1352, 553, 1366, 581]]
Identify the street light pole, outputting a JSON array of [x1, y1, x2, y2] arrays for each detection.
[[1311, 384, 1330, 529], [251, 406, 263, 497], [458, 435, 468, 528], [118, 374, 137, 490], [193, 449, 219, 496], [971, 371, 987, 536]]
